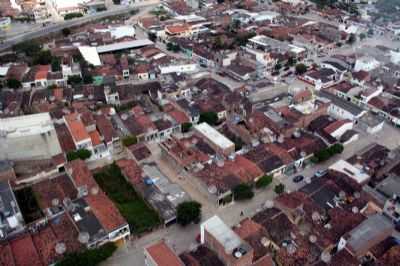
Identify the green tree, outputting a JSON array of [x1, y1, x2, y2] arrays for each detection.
[[51, 57, 61, 72], [62, 28, 71, 36], [177, 201, 202, 226], [68, 75, 82, 85], [82, 72, 93, 84], [199, 112, 218, 125], [256, 175, 273, 189], [181, 122, 193, 133], [57, 242, 117, 266], [233, 183, 254, 201], [359, 33, 366, 40], [13, 41, 41, 57], [274, 183, 285, 194], [6, 79, 22, 89], [33, 50, 53, 65], [64, 13, 83, 20], [148, 32, 157, 42], [122, 135, 137, 147], [295, 63, 308, 75], [347, 33, 356, 45], [66, 149, 92, 161]]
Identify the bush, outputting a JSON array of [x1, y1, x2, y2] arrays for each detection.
[[56, 242, 117, 266], [68, 75, 82, 85], [51, 57, 61, 72], [199, 112, 218, 126], [295, 63, 308, 75], [66, 149, 92, 161], [256, 175, 273, 189], [233, 183, 254, 201], [64, 13, 83, 20], [181, 122, 193, 133], [312, 143, 344, 163], [33, 50, 53, 65], [62, 28, 71, 36], [177, 201, 202, 226], [6, 79, 22, 89], [274, 183, 285, 194], [122, 135, 137, 147], [13, 41, 41, 57]]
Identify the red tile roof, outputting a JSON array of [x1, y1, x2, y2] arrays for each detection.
[[35, 65, 50, 80], [66, 160, 97, 189], [165, 24, 190, 34], [168, 109, 190, 124], [89, 130, 102, 146], [146, 240, 184, 266], [10, 234, 42, 266], [64, 113, 90, 143], [85, 191, 127, 232], [32, 226, 60, 265], [50, 213, 82, 253], [323, 119, 351, 135], [0, 243, 15, 266]]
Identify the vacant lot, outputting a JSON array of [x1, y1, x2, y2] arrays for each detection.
[[94, 163, 160, 234]]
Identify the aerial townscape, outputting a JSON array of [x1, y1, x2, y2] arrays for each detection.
[[0, 0, 400, 265]]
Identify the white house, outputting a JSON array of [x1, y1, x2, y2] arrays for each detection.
[[354, 56, 380, 72]]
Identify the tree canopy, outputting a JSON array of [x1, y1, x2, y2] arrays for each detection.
[[66, 149, 92, 161], [199, 112, 218, 126], [233, 183, 254, 201], [177, 201, 202, 226]]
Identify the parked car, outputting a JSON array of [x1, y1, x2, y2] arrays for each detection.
[[315, 169, 327, 178], [293, 175, 304, 183]]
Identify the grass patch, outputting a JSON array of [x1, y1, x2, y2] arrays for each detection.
[[94, 163, 160, 234]]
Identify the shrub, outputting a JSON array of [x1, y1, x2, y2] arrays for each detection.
[[64, 13, 83, 20], [274, 183, 285, 194], [181, 122, 193, 133], [177, 201, 202, 226], [68, 75, 82, 85], [66, 149, 92, 161], [122, 135, 137, 147], [256, 175, 273, 189], [56, 242, 117, 266], [199, 112, 218, 126], [295, 63, 308, 75], [6, 79, 22, 89], [233, 183, 254, 201]]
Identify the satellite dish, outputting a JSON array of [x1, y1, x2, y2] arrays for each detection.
[[208, 185, 217, 194], [91, 186, 99, 195], [88, 94, 94, 100], [353, 191, 361, 199], [287, 244, 296, 255], [321, 251, 331, 263], [55, 242, 66, 254], [309, 235, 317, 243], [339, 191, 346, 199], [261, 237, 269, 247], [78, 232, 90, 244], [52, 198, 59, 207], [290, 232, 296, 239], [305, 177, 312, 184], [312, 211, 320, 222], [216, 159, 225, 167], [265, 200, 274, 209], [352, 206, 359, 214], [121, 113, 128, 120]]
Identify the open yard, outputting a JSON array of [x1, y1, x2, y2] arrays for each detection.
[[94, 163, 160, 234]]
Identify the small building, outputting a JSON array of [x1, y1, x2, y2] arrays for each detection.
[[144, 240, 184, 266], [194, 123, 235, 157], [200, 216, 254, 266], [0, 180, 24, 240], [339, 214, 394, 258], [329, 159, 370, 185]]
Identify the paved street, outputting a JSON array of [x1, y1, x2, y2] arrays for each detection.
[[0, 2, 159, 52]]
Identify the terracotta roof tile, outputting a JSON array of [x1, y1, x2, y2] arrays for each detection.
[[146, 240, 184, 266], [10, 234, 42, 266], [64, 113, 90, 143]]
